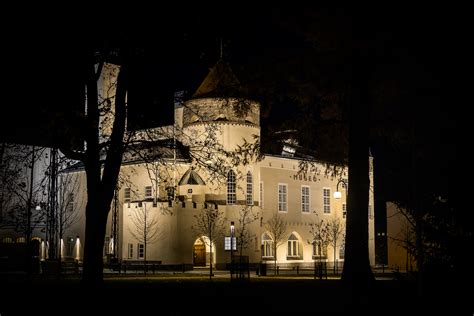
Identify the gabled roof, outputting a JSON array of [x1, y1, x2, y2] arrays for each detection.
[[192, 59, 241, 98], [178, 168, 205, 185]]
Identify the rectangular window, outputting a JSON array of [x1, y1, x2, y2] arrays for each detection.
[[342, 203, 347, 219], [278, 184, 287, 212], [124, 188, 131, 203], [138, 244, 144, 259], [259, 182, 264, 208], [323, 188, 331, 213], [246, 172, 253, 205], [339, 246, 345, 260], [224, 237, 237, 250], [127, 243, 133, 258], [301, 186, 310, 213], [145, 186, 152, 199], [227, 171, 236, 205]]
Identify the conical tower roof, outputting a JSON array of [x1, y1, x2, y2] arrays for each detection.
[[192, 59, 241, 98]]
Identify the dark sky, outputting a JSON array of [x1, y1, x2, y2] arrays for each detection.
[[1, 7, 448, 187]]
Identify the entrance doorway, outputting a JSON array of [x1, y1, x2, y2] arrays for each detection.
[[193, 243, 206, 266]]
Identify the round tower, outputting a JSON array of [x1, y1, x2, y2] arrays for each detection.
[[182, 59, 260, 152]]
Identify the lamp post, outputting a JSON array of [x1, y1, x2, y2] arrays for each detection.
[[230, 221, 234, 280], [334, 179, 347, 274], [334, 179, 348, 217]]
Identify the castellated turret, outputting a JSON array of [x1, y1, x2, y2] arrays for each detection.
[[181, 59, 260, 152]]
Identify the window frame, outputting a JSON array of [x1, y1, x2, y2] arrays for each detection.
[[301, 185, 310, 213], [246, 171, 253, 206], [278, 183, 288, 212], [323, 187, 331, 214], [227, 170, 236, 205]]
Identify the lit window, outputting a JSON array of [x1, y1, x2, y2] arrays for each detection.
[[278, 184, 287, 212], [246, 171, 253, 205], [312, 241, 326, 258], [262, 233, 274, 258], [138, 244, 144, 259], [227, 170, 236, 204], [323, 188, 331, 213], [301, 186, 310, 213], [287, 234, 300, 258]]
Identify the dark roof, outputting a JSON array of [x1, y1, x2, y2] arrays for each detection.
[[62, 139, 190, 172], [178, 168, 205, 185], [192, 59, 241, 98]]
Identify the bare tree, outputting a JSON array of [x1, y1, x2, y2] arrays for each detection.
[[128, 202, 160, 274], [192, 205, 226, 279], [0, 143, 21, 225], [0, 144, 48, 236], [234, 206, 259, 278], [235, 206, 259, 257], [264, 212, 288, 275], [308, 216, 330, 279], [327, 217, 345, 274], [57, 170, 83, 261]]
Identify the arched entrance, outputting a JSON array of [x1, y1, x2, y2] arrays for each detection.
[[193, 239, 206, 266], [192, 237, 215, 267]]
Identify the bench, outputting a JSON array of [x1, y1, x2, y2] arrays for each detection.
[[121, 260, 162, 273]]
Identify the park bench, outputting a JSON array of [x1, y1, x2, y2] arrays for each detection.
[[121, 260, 162, 273]]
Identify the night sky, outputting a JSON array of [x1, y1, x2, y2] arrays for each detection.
[[1, 6, 449, 208]]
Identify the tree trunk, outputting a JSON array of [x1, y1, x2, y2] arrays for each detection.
[[82, 197, 109, 285], [341, 55, 375, 286], [80, 60, 128, 285], [274, 244, 277, 275], [209, 242, 213, 280]]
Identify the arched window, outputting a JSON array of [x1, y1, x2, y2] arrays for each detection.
[[246, 171, 253, 205], [312, 241, 326, 258], [262, 233, 274, 258], [227, 170, 236, 204], [287, 233, 300, 258], [339, 245, 345, 260]]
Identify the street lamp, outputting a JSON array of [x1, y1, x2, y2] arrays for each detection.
[[334, 179, 348, 200], [230, 221, 234, 280], [334, 179, 348, 218]]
